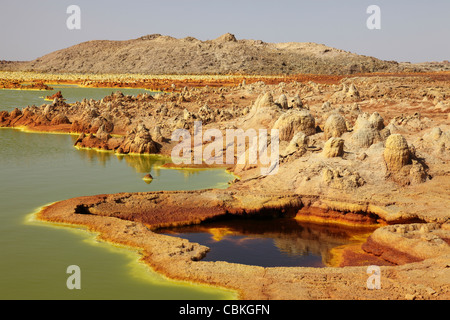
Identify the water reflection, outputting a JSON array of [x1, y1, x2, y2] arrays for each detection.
[[70, 139, 232, 190], [73, 142, 225, 180], [118, 154, 169, 175], [158, 218, 375, 268], [73, 142, 169, 176], [74, 146, 115, 166]]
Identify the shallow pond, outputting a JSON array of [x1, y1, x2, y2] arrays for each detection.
[[157, 217, 373, 268]]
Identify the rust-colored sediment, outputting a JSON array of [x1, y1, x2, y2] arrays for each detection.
[[0, 79, 53, 90], [295, 206, 386, 227], [329, 243, 395, 267], [2, 71, 449, 91], [361, 236, 423, 265]]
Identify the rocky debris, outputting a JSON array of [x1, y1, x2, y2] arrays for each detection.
[[217, 109, 234, 122], [50, 113, 71, 126], [387, 113, 432, 133], [0, 111, 8, 122], [276, 94, 288, 109], [197, 104, 215, 122], [9, 108, 22, 119], [369, 112, 385, 130], [284, 132, 308, 156], [74, 122, 161, 155], [350, 112, 389, 148], [422, 127, 450, 146], [95, 124, 112, 141], [383, 134, 429, 185], [384, 134, 411, 172], [426, 127, 445, 141], [71, 106, 101, 133], [34, 113, 51, 126], [118, 124, 161, 154], [42, 104, 54, 117], [346, 83, 360, 99], [74, 132, 110, 150], [322, 137, 344, 158], [407, 160, 429, 185], [74, 132, 86, 145], [351, 127, 383, 148], [289, 94, 303, 109], [45, 90, 64, 101], [273, 109, 316, 141], [253, 92, 278, 110], [353, 112, 385, 132], [324, 113, 347, 139], [322, 167, 366, 190], [151, 125, 164, 143], [416, 127, 450, 161], [214, 32, 237, 43], [321, 101, 332, 112], [0, 100, 75, 130], [329, 82, 362, 103]]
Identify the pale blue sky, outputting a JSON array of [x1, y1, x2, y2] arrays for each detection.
[[0, 0, 449, 63]]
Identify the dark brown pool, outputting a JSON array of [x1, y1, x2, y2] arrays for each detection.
[[156, 217, 375, 268]]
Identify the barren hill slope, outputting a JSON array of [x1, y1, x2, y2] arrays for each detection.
[[4, 33, 403, 75]]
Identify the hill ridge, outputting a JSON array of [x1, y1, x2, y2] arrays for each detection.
[[1, 33, 403, 75]]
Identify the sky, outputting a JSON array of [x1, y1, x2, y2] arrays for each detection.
[[0, 0, 449, 63]]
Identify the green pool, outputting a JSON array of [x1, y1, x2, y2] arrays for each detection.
[[0, 128, 236, 299]]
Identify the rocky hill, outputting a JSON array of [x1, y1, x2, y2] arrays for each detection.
[[2, 33, 405, 75]]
